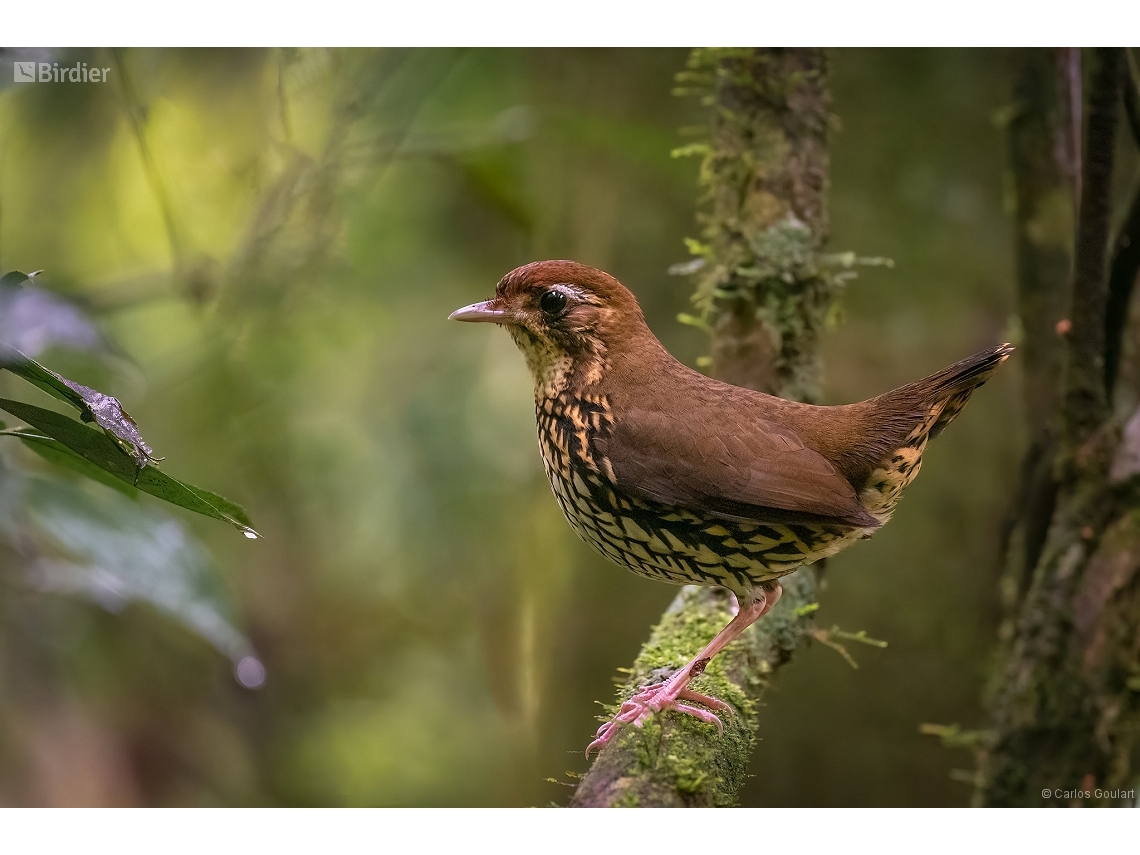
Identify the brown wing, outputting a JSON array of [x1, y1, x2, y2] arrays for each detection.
[[596, 407, 879, 528]]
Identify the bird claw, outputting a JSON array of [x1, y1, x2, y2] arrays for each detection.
[[672, 702, 724, 733], [677, 688, 731, 712], [585, 682, 731, 758]]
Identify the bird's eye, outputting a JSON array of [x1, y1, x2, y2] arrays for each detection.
[[539, 289, 568, 317]]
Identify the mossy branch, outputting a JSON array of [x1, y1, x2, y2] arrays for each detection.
[[569, 577, 817, 807], [571, 48, 838, 808], [678, 47, 834, 403]]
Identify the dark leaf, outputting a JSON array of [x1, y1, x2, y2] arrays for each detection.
[[2, 426, 140, 498], [0, 399, 258, 537], [0, 270, 31, 288], [0, 346, 159, 467], [180, 482, 257, 531], [1, 345, 90, 408]]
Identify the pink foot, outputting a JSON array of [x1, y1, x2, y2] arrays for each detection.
[[584, 582, 781, 760], [585, 682, 731, 758]]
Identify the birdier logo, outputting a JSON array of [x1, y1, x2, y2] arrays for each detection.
[[13, 61, 109, 83]]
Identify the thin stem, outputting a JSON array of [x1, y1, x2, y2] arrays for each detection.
[[1056, 48, 1083, 204], [1122, 48, 1140, 150], [0, 428, 54, 442], [1104, 181, 1140, 400], [111, 49, 184, 268]]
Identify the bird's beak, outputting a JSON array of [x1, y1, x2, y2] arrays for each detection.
[[448, 300, 509, 324]]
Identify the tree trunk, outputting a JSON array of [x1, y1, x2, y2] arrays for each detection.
[[570, 47, 836, 808], [978, 47, 1140, 808], [998, 48, 1075, 602]]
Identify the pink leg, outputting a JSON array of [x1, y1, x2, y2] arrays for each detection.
[[586, 581, 782, 757]]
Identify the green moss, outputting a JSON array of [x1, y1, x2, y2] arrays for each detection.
[[664, 753, 711, 795], [579, 578, 816, 806], [612, 790, 641, 808], [669, 48, 891, 403]]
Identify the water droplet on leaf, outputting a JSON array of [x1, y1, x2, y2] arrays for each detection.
[[235, 656, 266, 689]]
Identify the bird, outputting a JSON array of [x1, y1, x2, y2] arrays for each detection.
[[450, 259, 1012, 757]]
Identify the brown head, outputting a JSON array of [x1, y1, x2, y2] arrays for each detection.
[[449, 260, 656, 395]]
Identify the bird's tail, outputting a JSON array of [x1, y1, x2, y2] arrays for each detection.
[[892, 343, 1015, 439]]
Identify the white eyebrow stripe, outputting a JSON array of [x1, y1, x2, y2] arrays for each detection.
[[550, 283, 599, 304]]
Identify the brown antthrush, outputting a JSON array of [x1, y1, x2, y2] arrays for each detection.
[[450, 260, 1012, 756]]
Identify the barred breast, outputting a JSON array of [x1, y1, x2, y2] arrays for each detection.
[[534, 393, 862, 596]]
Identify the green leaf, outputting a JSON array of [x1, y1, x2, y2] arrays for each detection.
[[668, 257, 705, 276], [15, 476, 264, 686], [1, 345, 90, 409], [918, 722, 994, 750], [676, 312, 712, 334], [3, 428, 140, 499], [0, 399, 258, 537], [828, 626, 888, 648], [0, 270, 32, 288], [0, 346, 159, 467], [670, 142, 711, 159], [182, 482, 257, 531]]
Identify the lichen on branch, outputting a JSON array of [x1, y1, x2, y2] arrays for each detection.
[[670, 48, 890, 404]]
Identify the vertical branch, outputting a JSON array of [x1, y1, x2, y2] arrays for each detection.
[[1104, 50, 1140, 400], [1104, 188, 1140, 401], [276, 48, 296, 146], [978, 47, 1138, 808], [570, 48, 834, 809], [1120, 49, 1140, 149], [682, 49, 833, 402], [1058, 48, 1083, 205], [1062, 48, 1121, 449], [1011, 50, 1077, 447], [1001, 49, 1076, 599]]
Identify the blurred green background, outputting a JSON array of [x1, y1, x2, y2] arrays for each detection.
[[0, 48, 1028, 806]]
